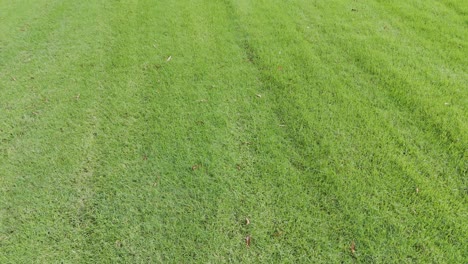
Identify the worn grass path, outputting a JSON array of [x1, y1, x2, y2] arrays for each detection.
[[1, 0, 467, 262]]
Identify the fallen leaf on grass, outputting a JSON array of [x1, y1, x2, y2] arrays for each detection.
[[416, 187, 419, 193], [256, 94, 262, 98], [245, 235, 251, 247], [191, 165, 199, 171], [11, 77, 16, 81], [143, 155, 148, 160], [350, 241, 356, 255], [166, 56, 172, 62], [245, 218, 250, 225]]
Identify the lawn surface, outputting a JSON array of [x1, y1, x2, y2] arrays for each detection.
[[1, 0, 467, 262]]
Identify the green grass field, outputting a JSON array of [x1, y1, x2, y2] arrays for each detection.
[[1, 0, 467, 262]]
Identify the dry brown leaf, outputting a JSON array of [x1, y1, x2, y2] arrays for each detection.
[[350, 241, 356, 255], [245, 235, 251, 247]]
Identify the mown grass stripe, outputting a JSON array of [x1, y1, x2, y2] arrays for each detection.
[[1, 0, 466, 262]]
